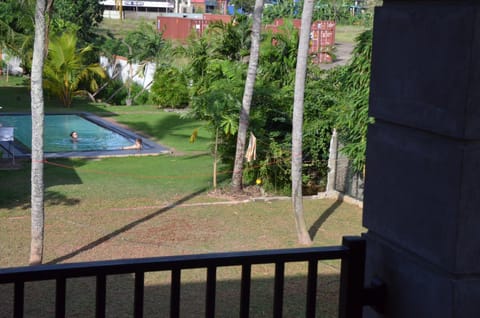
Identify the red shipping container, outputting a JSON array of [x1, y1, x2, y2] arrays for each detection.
[[157, 17, 194, 42], [203, 14, 231, 23], [157, 15, 232, 42]]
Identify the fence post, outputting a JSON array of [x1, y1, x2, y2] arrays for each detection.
[[338, 236, 366, 318], [326, 129, 338, 193]]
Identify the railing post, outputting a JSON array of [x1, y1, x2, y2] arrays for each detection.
[[56, 278, 66, 318], [170, 269, 181, 318], [134, 271, 144, 318], [14, 281, 24, 318], [305, 259, 318, 318], [96, 274, 107, 318], [240, 264, 251, 318], [205, 266, 216, 318], [273, 261, 285, 318], [338, 236, 366, 318]]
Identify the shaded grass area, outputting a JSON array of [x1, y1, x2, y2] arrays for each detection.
[[0, 154, 220, 212]]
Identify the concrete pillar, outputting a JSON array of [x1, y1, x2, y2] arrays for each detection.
[[326, 128, 338, 194], [363, 1, 480, 317]]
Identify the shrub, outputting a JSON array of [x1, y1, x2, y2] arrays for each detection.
[[149, 66, 189, 109]]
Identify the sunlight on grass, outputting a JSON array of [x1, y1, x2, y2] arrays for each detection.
[[335, 24, 369, 43]]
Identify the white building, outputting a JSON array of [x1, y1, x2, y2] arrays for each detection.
[[100, 0, 175, 19]]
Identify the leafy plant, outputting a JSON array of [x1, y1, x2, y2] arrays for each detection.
[[43, 32, 106, 107], [149, 66, 189, 109], [332, 29, 373, 173]]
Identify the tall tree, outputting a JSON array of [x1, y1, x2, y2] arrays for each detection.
[[231, 0, 264, 192], [29, 0, 52, 266], [52, 0, 103, 43], [291, 0, 315, 245]]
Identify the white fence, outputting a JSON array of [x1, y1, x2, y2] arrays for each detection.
[[1, 53, 23, 75], [99, 55, 156, 90]]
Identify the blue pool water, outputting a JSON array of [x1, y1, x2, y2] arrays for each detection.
[[0, 114, 134, 152]]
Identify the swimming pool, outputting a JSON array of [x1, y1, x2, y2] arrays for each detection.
[[0, 113, 169, 158]]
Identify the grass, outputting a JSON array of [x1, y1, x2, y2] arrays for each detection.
[[0, 76, 364, 316], [335, 24, 369, 44], [98, 17, 156, 39]]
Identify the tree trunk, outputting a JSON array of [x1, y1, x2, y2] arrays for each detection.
[[29, 0, 48, 265], [291, 0, 315, 245], [231, 0, 264, 192]]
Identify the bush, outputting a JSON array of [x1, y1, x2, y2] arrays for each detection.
[[149, 66, 189, 109], [96, 79, 148, 106]]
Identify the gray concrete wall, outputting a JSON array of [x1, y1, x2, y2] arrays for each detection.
[[363, 1, 480, 317]]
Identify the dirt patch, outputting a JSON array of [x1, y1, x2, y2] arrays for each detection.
[[207, 185, 266, 201], [320, 42, 355, 70], [124, 215, 221, 245]]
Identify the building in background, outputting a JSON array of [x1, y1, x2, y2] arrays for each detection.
[[100, 0, 226, 18], [100, 0, 175, 19]]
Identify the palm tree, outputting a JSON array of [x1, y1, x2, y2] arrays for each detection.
[[207, 16, 251, 62], [259, 20, 299, 88], [291, 0, 315, 245], [43, 32, 106, 107], [231, 0, 265, 192], [124, 22, 169, 67], [29, 0, 48, 266], [175, 36, 212, 90]]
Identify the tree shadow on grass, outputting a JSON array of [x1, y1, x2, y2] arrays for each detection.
[[47, 188, 207, 265], [117, 114, 208, 143], [308, 200, 343, 240], [0, 87, 31, 110], [0, 159, 86, 210]]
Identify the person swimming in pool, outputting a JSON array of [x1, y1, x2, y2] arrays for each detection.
[[123, 138, 143, 150], [70, 131, 79, 142]]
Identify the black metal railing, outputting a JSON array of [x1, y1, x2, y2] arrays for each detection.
[[0, 236, 384, 318]]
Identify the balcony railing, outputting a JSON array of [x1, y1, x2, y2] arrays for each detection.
[[0, 236, 384, 318]]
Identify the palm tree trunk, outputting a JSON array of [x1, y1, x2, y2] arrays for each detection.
[[29, 0, 48, 265], [231, 0, 264, 193], [291, 0, 315, 245]]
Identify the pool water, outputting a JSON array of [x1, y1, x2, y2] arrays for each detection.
[[0, 114, 134, 152]]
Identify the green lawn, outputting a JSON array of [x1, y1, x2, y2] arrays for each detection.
[[335, 24, 369, 44], [0, 78, 364, 317]]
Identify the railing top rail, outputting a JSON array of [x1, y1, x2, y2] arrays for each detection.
[[0, 245, 348, 283]]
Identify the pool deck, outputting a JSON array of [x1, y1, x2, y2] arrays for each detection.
[[0, 112, 171, 159]]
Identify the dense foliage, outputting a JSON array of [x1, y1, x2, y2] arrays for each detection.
[[0, 0, 35, 72], [331, 29, 373, 173], [0, 0, 374, 194], [263, 0, 373, 25], [150, 66, 189, 108], [53, 0, 104, 43]]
